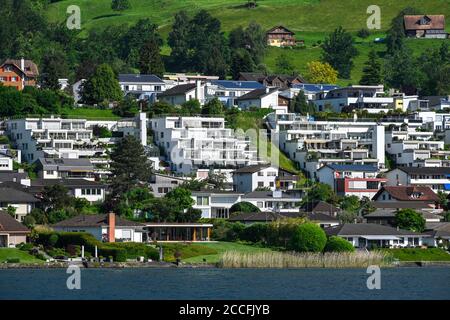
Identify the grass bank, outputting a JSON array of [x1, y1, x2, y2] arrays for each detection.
[[381, 248, 450, 262], [218, 250, 391, 268], [0, 248, 45, 264]]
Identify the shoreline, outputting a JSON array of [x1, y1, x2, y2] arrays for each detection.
[[2, 261, 450, 269]]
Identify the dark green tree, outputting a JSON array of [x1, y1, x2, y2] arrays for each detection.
[[230, 49, 255, 80], [111, 0, 131, 11], [395, 209, 426, 233], [139, 38, 165, 78], [339, 195, 360, 213], [360, 50, 382, 85], [321, 26, 358, 79], [290, 90, 314, 114], [275, 53, 295, 75], [109, 135, 153, 197], [180, 99, 201, 115], [81, 64, 122, 105], [230, 202, 260, 214], [41, 185, 73, 211], [168, 10, 191, 71], [324, 236, 355, 252], [202, 98, 224, 116], [40, 50, 69, 90], [113, 96, 139, 117], [165, 187, 195, 211], [306, 183, 338, 205], [386, 7, 420, 55]]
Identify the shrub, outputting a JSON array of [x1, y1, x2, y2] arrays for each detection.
[[6, 258, 20, 263], [229, 202, 260, 214], [225, 222, 246, 241], [17, 243, 34, 251], [290, 223, 327, 253], [240, 223, 269, 243], [48, 234, 59, 247], [324, 236, 355, 253]]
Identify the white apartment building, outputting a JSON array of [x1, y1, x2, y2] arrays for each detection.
[[192, 190, 244, 219], [233, 165, 279, 193], [385, 167, 450, 193], [313, 85, 395, 113], [149, 116, 261, 174], [266, 113, 385, 178], [6, 113, 147, 163]]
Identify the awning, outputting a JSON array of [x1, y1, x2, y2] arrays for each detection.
[[360, 235, 400, 240]]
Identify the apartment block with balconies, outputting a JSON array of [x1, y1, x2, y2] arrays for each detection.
[[149, 116, 262, 174]]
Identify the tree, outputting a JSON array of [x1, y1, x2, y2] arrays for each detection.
[[180, 99, 201, 115], [321, 26, 358, 79], [306, 61, 338, 84], [41, 185, 73, 211], [395, 209, 426, 233], [206, 171, 227, 190], [165, 187, 194, 211], [81, 64, 122, 105], [113, 96, 139, 117], [176, 207, 202, 223], [340, 196, 360, 213], [290, 223, 327, 252], [23, 215, 36, 228], [230, 202, 260, 214], [417, 42, 450, 96], [306, 183, 338, 204], [324, 236, 355, 252], [139, 38, 165, 78], [229, 21, 267, 66], [338, 210, 357, 224], [202, 98, 224, 116], [109, 135, 153, 198], [230, 49, 255, 80], [40, 50, 69, 90], [111, 0, 131, 11], [290, 90, 314, 114], [384, 46, 422, 95], [275, 53, 295, 75], [360, 50, 382, 85], [168, 10, 191, 71], [386, 7, 420, 55]]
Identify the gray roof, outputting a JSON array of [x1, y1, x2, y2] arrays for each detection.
[[0, 210, 29, 233], [372, 201, 435, 209], [0, 187, 39, 203], [52, 214, 144, 228], [325, 223, 427, 237], [233, 164, 271, 174], [36, 158, 93, 171], [118, 74, 164, 84], [158, 83, 197, 97], [396, 167, 450, 175], [30, 179, 108, 190], [365, 209, 442, 220], [305, 212, 339, 222], [424, 222, 450, 238], [0, 171, 28, 183]]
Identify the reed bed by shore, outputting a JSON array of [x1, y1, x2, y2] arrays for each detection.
[[218, 250, 392, 268]]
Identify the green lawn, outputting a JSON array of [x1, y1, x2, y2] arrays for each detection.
[[381, 248, 450, 262], [182, 241, 275, 264], [60, 107, 120, 120], [0, 248, 44, 264]]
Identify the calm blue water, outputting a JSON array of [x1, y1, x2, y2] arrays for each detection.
[[0, 267, 449, 300]]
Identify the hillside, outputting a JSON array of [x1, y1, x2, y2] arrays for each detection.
[[48, 0, 450, 84]]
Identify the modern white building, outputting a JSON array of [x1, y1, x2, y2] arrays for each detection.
[[232, 164, 279, 193], [235, 88, 286, 113], [385, 167, 450, 193], [313, 85, 395, 113], [119, 74, 166, 102], [206, 80, 265, 107], [192, 190, 244, 219], [149, 116, 261, 174]]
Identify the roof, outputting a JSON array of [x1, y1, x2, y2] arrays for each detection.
[[424, 222, 450, 238], [1, 59, 39, 77], [266, 26, 295, 35], [365, 209, 442, 221], [292, 83, 340, 92], [404, 15, 445, 31], [211, 80, 264, 90], [0, 171, 29, 183], [0, 187, 39, 203], [118, 74, 164, 84], [236, 88, 278, 101], [320, 164, 378, 172], [0, 211, 29, 233], [372, 201, 436, 209], [30, 179, 108, 190], [242, 191, 300, 199], [395, 167, 450, 175], [233, 164, 271, 174], [325, 223, 426, 237], [305, 212, 339, 222], [52, 214, 144, 228], [372, 186, 439, 202], [158, 83, 197, 97], [301, 201, 340, 214], [36, 158, 93, 171]]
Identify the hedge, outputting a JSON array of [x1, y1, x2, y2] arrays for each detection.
[[290, 223, 327, 253], [324, 236, 355, 253], [35, 231, 158, 262]]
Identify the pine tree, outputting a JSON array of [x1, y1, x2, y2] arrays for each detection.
[[81, 64, 122, 105], [230, 49, 255, 80], [139, 38, 165, 77], [290, 90, 314, 115], [168, 10, 191, 71], [360, 50, 382, 85], [111, 0, 131, 11]]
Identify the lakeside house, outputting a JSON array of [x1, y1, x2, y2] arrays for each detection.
[[0, 210, 30, 247], [325, 223, 428, 248]]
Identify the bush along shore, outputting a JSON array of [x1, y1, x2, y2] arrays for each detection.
[[218, 251, 393, 268]]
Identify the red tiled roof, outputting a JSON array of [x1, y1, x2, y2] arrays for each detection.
[[0, 211, 29, 233], [372, 186, 439, 202]]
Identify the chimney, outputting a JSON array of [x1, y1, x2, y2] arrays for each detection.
[[195, 80, 202, 101], [20, 58, 25, 71], [108, 212, 116, 243]]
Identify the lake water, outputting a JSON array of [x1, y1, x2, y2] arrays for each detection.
[[0, 267, 449, 300]]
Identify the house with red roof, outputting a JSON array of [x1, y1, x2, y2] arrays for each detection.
[[0, 58, 39, 90]]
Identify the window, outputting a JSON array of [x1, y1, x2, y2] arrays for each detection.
[[122, 230, 132, 240], [256, 202, 263, 208], [46, 170, 54, 175], [196, 196, 209, 206], [160, 132, 164, 139], [258, 181, 264, 187]]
